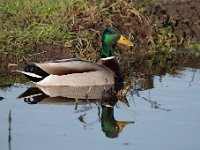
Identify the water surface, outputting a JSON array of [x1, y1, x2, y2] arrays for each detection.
[[0, 53, 200, 150]]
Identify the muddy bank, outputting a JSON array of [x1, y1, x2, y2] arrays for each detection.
[[154, 0, 200, 42]]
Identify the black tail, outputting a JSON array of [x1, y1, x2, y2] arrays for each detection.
[[17, 87, 49, 104], [24, 64, 49, 82]]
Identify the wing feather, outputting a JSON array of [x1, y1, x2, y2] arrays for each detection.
[[35, 58, 105, 75]]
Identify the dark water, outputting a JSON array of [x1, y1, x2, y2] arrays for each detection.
[[0, 53, 200, 150]]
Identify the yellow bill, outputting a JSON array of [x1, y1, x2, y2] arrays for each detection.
[[117, 35, 134, 46], [117, 121, 135, 132]]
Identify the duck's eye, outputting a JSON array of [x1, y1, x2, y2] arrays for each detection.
[[108, 30, 114, 34]]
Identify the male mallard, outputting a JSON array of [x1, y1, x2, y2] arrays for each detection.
[[20, 27, 133, 86]]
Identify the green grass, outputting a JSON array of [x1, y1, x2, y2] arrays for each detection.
[[0, 0, 199, 65], [0, 0, 146, 63], [0, 0, 79, 61], [147, 27, 178, 53]]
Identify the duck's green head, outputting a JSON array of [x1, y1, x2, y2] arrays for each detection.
[[101, 27, 133, 58]]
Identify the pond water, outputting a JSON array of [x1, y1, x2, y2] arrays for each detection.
[[0, 53, 200, 150]]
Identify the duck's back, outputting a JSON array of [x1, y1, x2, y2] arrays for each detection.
[[22, 58, 115, 86]]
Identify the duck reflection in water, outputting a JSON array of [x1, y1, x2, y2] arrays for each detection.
[[18, 84, 134, 138], [101, 96, 134, 138]]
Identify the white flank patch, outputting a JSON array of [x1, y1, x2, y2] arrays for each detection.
[[19, 71, 43, 78], [18, 93, 43, 99], [101, 56, 115, 61]]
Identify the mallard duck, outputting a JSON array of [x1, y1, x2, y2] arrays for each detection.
[[20, 27, 133, 86]]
